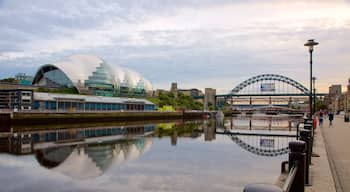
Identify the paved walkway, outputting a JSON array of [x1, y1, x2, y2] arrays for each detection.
[[305, 124, 335, 192], [321, 115, 350, 192]]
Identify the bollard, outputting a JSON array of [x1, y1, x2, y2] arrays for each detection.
[[304, 123, 314, 145], [303, 123, 313, 153], [300, 128, 312, 165], [289, 140, 306, 192], [300, 129, 311, 185], [243, 183, 282, 192]]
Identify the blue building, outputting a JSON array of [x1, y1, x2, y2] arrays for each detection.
[[32, 92, 155, 111], [0, 89, 155, 111]]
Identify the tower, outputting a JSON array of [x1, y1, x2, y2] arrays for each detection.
[[170, 82, 178, 98]]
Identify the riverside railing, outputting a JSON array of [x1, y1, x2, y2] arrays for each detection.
[[243, 140, 307, 192], [243, 117, 315, 192]]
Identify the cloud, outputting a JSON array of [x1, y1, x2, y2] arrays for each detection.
[[0, 0, 350, 92]]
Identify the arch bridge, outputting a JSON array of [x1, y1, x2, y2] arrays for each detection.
[[212, 74, 327, 111]]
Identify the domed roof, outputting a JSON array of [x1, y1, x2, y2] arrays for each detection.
[[36, 137, 153, 179], [50, 54, 105, 85], [33, 54, 153, 93]]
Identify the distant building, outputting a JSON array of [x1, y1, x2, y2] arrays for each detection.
[[204, 88, 216, 110], [170, 82, 178, 97], [344, 79, 350, 114], [328, 84, 342, 112], [178, 88, 203, 98], [15, 73, 34, 85], [0, 89, 33, 111], [329, 85, 342, 97]]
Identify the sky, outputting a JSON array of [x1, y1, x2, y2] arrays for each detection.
[[0, 0, 350, 93]]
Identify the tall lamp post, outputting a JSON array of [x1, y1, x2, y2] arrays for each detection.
[[304, 39, 319, 118], [313, 77, 316, 115]]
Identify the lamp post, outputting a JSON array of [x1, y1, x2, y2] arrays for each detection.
[[304, 39, 319, 118], [313, 77, 316, 114]]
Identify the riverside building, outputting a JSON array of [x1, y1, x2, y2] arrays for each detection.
[[31, 54, 153, 97], [0, 90, 155, 112]]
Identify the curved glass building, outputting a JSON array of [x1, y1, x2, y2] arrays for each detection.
[[32, 54, 153, 97]]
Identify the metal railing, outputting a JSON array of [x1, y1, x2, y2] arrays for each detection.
[[243, 117, 316, 192], [243, 140, 308, 192], [282, 163, 298, 192]]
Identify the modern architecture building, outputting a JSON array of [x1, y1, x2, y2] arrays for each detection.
[[32, 54, 153, 97]]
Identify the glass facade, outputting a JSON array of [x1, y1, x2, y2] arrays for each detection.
[[39, 68, 74, 88], [33, 60, 151, 98], [33, 100, 155, 111], [84, 63, 116, 97]]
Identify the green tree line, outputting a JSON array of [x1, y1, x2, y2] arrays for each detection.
[[147, 92, 203, 110]]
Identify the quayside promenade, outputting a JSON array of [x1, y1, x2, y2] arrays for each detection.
[[321, 115, 350, 192], [257, 115, 350, 192], [305, 120, 336, 192], [243, 115, 339, 192]]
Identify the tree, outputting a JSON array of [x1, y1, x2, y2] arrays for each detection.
[[147, 92, 203, 110], [0, 78, 19, 83]]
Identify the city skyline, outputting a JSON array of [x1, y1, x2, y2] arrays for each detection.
[[1, 0, 350, 93]]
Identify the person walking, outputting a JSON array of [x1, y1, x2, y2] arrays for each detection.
[[328, 112, 334, 127], [318, 110, 324, 128]]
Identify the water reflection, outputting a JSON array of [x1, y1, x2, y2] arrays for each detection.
[[35, 137, 152, 179], [0, 116, 301, 192], [1, 124, 156, 179], [230, 115, 300, 130]]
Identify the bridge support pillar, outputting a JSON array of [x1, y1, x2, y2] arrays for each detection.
[[204, 88, 216, 110]]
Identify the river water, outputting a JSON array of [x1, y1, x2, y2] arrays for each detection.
[[0, 115, 300, 192]]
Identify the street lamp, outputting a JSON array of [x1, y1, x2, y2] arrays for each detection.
[[313, 77, 316, 115], [304, 39, 319, 117]]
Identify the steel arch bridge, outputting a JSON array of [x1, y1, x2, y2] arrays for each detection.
[[213, 74, 322, 111], [231, 74, 309, 95], [230, 135, 292, 157], [196, 73, 328, 110]]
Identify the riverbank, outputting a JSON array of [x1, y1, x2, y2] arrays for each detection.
[[0, 111, 212, 131]]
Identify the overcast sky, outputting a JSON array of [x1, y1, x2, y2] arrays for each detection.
[[1, 0, 350, 93]]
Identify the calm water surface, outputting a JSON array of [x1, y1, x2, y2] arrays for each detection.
[[0, 116, 299, 192]]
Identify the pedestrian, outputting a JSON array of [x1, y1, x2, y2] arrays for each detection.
[[319, 110, 324, 127], [329, 112, 334, 127]]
